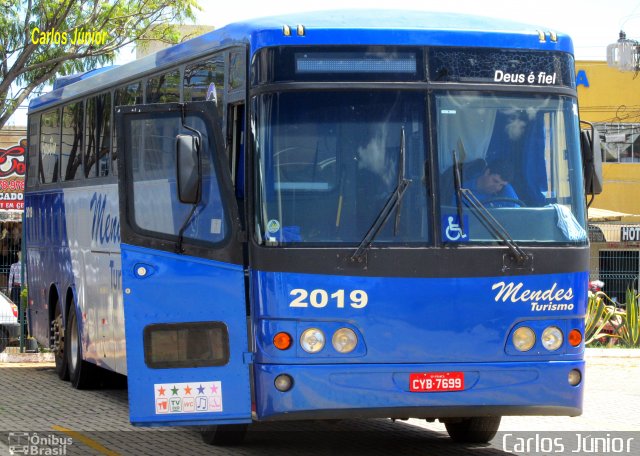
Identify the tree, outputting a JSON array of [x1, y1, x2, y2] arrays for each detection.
[[0, 0, 200, 129]]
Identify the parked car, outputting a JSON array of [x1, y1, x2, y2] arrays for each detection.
[[0, 291, 19, 352]]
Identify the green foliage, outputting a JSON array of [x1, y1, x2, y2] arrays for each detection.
[[585, 292, 618, 345], [0, 0, 201, 127], [585, 289, 640, 348], [615, 289, 640, 347]]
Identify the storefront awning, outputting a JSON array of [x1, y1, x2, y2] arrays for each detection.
[[588, 207, 632, 222]]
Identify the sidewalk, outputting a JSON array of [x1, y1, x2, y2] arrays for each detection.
[[0, 346, 54, 363]]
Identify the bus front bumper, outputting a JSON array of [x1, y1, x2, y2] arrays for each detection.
[[253, 360, 584, 421]]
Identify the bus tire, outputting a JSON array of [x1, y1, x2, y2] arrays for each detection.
[[66, 304, 98, 389], [52, 302, 69, 381], [444, 416, 501, 443], [200, 424, 248, 446]]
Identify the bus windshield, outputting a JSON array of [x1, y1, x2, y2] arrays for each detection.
[[436, 92, 587, 245], [253, 90, 429, 245], [254, 90, 587, 247]]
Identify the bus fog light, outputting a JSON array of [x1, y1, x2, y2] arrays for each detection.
[[542, 326, 563, 351], [274, 374, 293, 392], [300, 328, 325, 353], [568, 369, 582, 386], [512, 327, 535, 352], [332, 328, 357, 353]]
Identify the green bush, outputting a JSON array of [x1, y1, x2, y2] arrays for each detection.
[[585, 289, 640, 348]]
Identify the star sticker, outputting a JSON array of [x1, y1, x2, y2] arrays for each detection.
[[171, 386, 179, 395], [210, 384, 218, 394], [157, 386, 166, 396], [197, 385, 205, 395], [184, 385, 192, 395]]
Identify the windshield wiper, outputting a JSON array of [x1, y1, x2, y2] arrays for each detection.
[[351, 127, 411, 262], [451, 150, 529, 265]]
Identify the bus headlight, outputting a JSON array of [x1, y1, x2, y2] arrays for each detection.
[[541, 326, 563, 351], [512, 327, 536, 351], [300, 328, 325, 353], [332, 328, 357, 353]]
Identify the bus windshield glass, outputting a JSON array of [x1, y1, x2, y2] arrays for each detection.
[[253, 90, 429, 245], [436, 92, 587, 244]]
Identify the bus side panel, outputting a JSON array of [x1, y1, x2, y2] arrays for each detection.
[[25, 184, 125, 375], [25, 190, 73, 349]]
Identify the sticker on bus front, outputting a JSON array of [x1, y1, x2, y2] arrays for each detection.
[[154, 381, 223, 414]]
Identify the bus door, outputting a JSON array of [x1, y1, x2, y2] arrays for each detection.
[[115, 102, 251, 426]]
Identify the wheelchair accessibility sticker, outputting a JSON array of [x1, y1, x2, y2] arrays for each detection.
[[442, 215, 469, 242]]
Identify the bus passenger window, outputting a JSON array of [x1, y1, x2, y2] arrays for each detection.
[[27, 115, 39, 187], [146, 69, 180, 104], [61, 101, 83, 181], [184, 55, 224, 125], [84, 97, 97, 177], [39, 109, 60, 184], [113, 81, 143, 174], [97, 93, 111, 177], [84, 93, 111, 178]]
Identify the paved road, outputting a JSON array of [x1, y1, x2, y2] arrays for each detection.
[[0, 349, 638, 455]]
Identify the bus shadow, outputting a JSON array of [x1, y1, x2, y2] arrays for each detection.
[[228, 419, 510, 456]]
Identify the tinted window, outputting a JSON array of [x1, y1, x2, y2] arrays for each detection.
[[125, 112, 228, 244], [84, 97, 97, 177], [146, 69, 180, 103], [113, 82, 143, 173], [184, 56, 224, 127], [39, 109, 60, 184], [85, 93, 111, 177], [97, 93, 111, 176], [27, 115, 39, 187], [61, 101, 83, 181]]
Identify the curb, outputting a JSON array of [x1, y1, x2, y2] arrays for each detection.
[[0, 351, 54, 363], [585, 348, 640, 358]]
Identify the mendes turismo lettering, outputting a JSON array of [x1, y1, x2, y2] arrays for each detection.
[[492, 281, 576, 312], [90, 192, 120, 245]]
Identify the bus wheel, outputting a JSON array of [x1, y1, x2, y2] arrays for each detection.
[[66, 304, 98, 389], [200, 424, 248, 446], [52, 302, 69, 381], [444, 416, 501, 443]]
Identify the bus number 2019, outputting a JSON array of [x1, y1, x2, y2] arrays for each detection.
[[289, 289, 368, 309]]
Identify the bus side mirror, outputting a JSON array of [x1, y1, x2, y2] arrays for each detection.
[[176, 134, 201, 204], [580, 126, 603, 195]]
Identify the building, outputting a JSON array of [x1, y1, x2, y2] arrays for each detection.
[[0, 126, 26, 290], [576, 61, 640, 302]]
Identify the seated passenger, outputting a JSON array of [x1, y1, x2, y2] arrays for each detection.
[[462, 160, 520, 207]]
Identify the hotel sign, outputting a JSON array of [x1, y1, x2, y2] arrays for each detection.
[[621, 226, 640, 241]]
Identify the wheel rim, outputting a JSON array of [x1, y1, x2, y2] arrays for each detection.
[[69, 313, 79, 371]]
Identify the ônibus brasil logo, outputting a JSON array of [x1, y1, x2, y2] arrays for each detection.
[[492, 281, 575, 312]]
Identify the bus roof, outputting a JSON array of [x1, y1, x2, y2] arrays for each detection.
[[29, 9, 573, 112]]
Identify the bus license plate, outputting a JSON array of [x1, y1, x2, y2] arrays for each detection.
[[409, 372, 464, 392]]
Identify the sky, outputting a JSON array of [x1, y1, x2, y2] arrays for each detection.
[[7, 0, 640, 126], [188, 0, 640, 61]]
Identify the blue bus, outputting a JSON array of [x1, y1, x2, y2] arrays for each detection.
[[25, 10, 600, 445]]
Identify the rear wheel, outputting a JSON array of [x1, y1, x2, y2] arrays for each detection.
[[444, 416, 501, 443], [66, 304, 99, 389], [52, 302, 69, 380], [201, 424, 248, 446]]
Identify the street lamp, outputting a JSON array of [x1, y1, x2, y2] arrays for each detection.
[[607, 31, 639, 72]]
